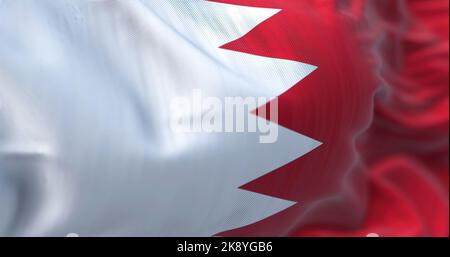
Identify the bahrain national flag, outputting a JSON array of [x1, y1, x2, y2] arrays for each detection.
[[0, 0, 448, 236]]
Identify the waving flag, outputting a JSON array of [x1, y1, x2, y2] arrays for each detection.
[[0, 0, 448, 237]]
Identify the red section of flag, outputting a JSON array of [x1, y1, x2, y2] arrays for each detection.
[[210, 0, 449, 236]]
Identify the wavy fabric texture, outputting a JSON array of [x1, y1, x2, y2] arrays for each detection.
[[0, 0, 321, 236], [214, 0, 449, 237], [297, 0, 449, 237], [0, 0, 448, 237]]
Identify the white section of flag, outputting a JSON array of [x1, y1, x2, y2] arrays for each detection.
[[0, 0, 320, 236]]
